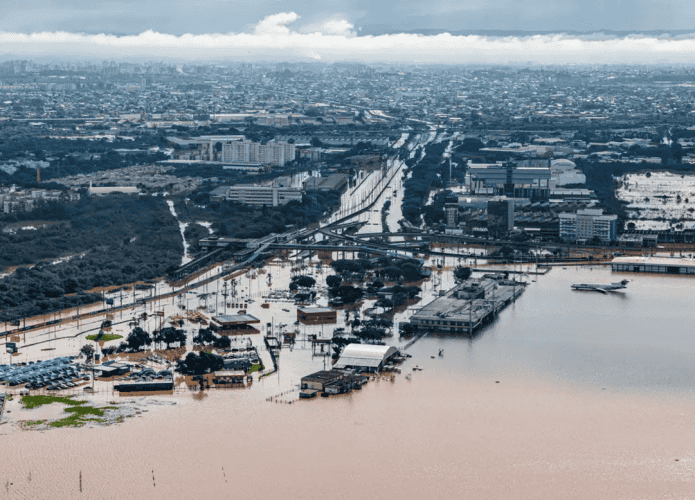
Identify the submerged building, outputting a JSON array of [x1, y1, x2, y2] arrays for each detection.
[[333, 344, 400, 373]]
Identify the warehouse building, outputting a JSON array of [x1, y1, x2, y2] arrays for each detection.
[[333, 344, 399, 373], [611, 256, 695, 275]]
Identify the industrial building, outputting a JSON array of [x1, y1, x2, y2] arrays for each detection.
[[410, 278, 524, 334], [559, 208, 617, 242], [211, 314, 261, 334], [467, 159, 551, 199], [297, 306, 337, 325], [333, 344, 400, 373], [611, 256, 695, 275], [213, 185, 303, 207], [300, 370, 368, 394]]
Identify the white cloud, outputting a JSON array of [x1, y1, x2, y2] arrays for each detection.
[[253, 12, 300, 36], [300, 19, 355, 36], [2, 13, 695, 64]]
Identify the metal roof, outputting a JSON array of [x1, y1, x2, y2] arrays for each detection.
[[334, 344, 398, 369]]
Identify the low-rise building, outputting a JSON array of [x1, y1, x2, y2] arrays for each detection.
[[297, 306, 337, 325]]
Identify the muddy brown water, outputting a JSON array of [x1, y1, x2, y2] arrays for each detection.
[[4, 267, 695, 498]]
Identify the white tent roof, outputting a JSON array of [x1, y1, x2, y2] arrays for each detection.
[[334, 344, 399, 369]]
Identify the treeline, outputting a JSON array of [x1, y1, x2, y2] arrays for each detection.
[[402, 142, 449, 226], [0, 195, 182, 321], [173, 189, 342, 240]]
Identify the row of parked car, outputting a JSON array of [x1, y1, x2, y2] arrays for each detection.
[[116, 368, 172, 382], [0, 357, 86, 389]]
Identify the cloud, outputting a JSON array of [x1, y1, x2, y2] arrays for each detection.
[[3, 13, 695, 64], [300, 19, 355, 36], [253, 12, 300, 36]]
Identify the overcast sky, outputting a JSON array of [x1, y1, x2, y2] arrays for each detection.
[[2, 0, 694, 34], [3, 1, 695, 63]]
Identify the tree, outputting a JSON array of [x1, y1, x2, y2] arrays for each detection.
[[292, 275, 316, 288], [155, 327, 186, 349], [178, 351, 224, 375], [453, 266, 472, 282], [124, 327, 152, 351], [326, 275, 342, 288]]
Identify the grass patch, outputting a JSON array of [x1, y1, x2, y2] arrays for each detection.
[[86, 333, 123, 342], [21, 395, 120, 428], [247, 363, 264, 374], [21, 395, 87, 409]]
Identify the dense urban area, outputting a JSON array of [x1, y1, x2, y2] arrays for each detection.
[[3, 60, 695, 427]]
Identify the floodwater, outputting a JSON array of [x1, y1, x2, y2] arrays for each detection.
[[4, 266, 695, 498]]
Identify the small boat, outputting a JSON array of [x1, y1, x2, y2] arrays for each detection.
[[438, 349, 444, 357], [282, 308, 290, 312]]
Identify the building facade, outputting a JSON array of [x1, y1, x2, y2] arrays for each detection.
[[487, 198, 514, 235], [222, 185, 303, 207], [467, 159, 551, 199], [559, 208, 617, 242]]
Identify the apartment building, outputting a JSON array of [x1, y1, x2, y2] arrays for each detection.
[[559, 208, 617, 242]]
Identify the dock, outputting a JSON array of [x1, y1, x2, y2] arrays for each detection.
[[409, 277, 525, 334]]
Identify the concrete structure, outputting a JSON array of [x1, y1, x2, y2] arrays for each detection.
[[173, 135, 295, 167], [211, 314, 261, 333], [114, 379, 174, 392], [611, 256, 695, 275], [297, 306, 337, 325], [87, 184, 139, 196], [333, 344, 399, 373], [487, 198, 514, 236], [467, 159, 551, 199], [218, 185, 303, 207], [303, 173, 349, 192], [410, 278, 524, 334], [96, 362, 131, 378], [212, 370, 247, 384], [445, 203, 459, 227], [559, 208, 617, 242], [300, 369, 368, 393]]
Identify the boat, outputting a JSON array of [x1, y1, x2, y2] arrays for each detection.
[[571, 279, 630, 294]]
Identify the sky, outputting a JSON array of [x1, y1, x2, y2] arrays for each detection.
[[3, 0, 695, 64]]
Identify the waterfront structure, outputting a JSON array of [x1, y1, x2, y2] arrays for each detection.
[[410, 278, 524, 334], [300, 369, 368, 393], [297, 306, 337, 325], [559, 208, 617, 242], [333, 344, 399, 373], [467, 159, 551, 199], [611, 256, 695, 275], [487, 198, 514, 236]]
